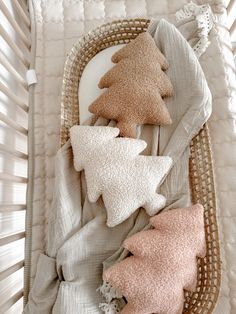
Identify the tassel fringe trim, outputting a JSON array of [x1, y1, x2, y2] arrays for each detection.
[[97, 281, 125, 314], [175, 1, 215, 58]]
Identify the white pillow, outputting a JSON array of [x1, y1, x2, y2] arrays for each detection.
[[70, 125, 172, 227]]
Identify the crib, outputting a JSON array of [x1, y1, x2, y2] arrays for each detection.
[[0, 1, 236, 313]]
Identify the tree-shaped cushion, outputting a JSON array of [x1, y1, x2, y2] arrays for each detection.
[[89, 32, 173, 138], [70, 125, 172, 227], [103, 204, 206, 313]]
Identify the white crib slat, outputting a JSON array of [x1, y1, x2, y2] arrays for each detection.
[[0, 143, 28, 160], [0, 81, 28, 112], [227, 0, 236, 22], [0, 0, 31, 48], [0, 267, 24, 299], [227, 0, 235, 13], [13, 0, 30, 28], [0, 173, 27, 183], [0, 204, 25, 212], [0, 260, 24, 281], [0, 238, 25, 271], [17, 0, 29, 17], [227, 0, 236, 54], [0, 153, 27, 180], [0, 183, 27, 206], [5, 297, 24, 314], [1, 289, 24, 313], [0, 112, 28, 135], [0, 232, 25, 247], [0, 24, 30, 68], [230, 19, 236, 36], [0, 52, 28, 90], [18, 0, 28, 9]]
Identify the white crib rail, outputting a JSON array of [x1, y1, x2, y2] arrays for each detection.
[[0, 0, 30, 313]]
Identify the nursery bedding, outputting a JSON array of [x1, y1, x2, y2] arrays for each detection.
[[26, 0, 236, 313], [24, 19, 212, 313]]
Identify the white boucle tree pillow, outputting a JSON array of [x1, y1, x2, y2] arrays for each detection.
[[70, 126, 172, 227]]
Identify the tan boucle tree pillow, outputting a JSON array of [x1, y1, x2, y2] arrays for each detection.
[[89, 32, 174, 138]]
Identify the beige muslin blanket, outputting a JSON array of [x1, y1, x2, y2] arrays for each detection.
[[24, 19, 211, 314]]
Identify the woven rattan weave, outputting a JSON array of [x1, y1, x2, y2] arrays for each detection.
[[60, 18, 221, 314]]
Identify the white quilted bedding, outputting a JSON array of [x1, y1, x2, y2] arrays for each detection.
[[27, 0, 236, 313]]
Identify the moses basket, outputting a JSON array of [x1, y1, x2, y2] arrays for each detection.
[[60, 19, 221, 314]]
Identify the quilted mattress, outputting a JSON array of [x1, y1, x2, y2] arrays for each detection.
[[26, 0, 236, 313]]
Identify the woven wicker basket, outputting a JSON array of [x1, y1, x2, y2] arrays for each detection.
[[60, 19, 221, 314]]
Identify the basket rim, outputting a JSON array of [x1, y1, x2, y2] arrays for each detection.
[[59, 18, 221, 314]]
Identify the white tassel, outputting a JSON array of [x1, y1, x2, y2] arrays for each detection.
[[175, 2, 196, 21], [99, 300, 121, 314], [175, 2, 214, 58], [97, 281, 123, 303], [97, 281, 125, 313]]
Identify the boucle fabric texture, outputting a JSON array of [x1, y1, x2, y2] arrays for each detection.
[[70, 125, 172, 227], [89, 32, 173, 138], [103, 204, 206, 314]]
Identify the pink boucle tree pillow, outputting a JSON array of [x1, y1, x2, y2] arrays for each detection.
[[103, 204, 206, 314]]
